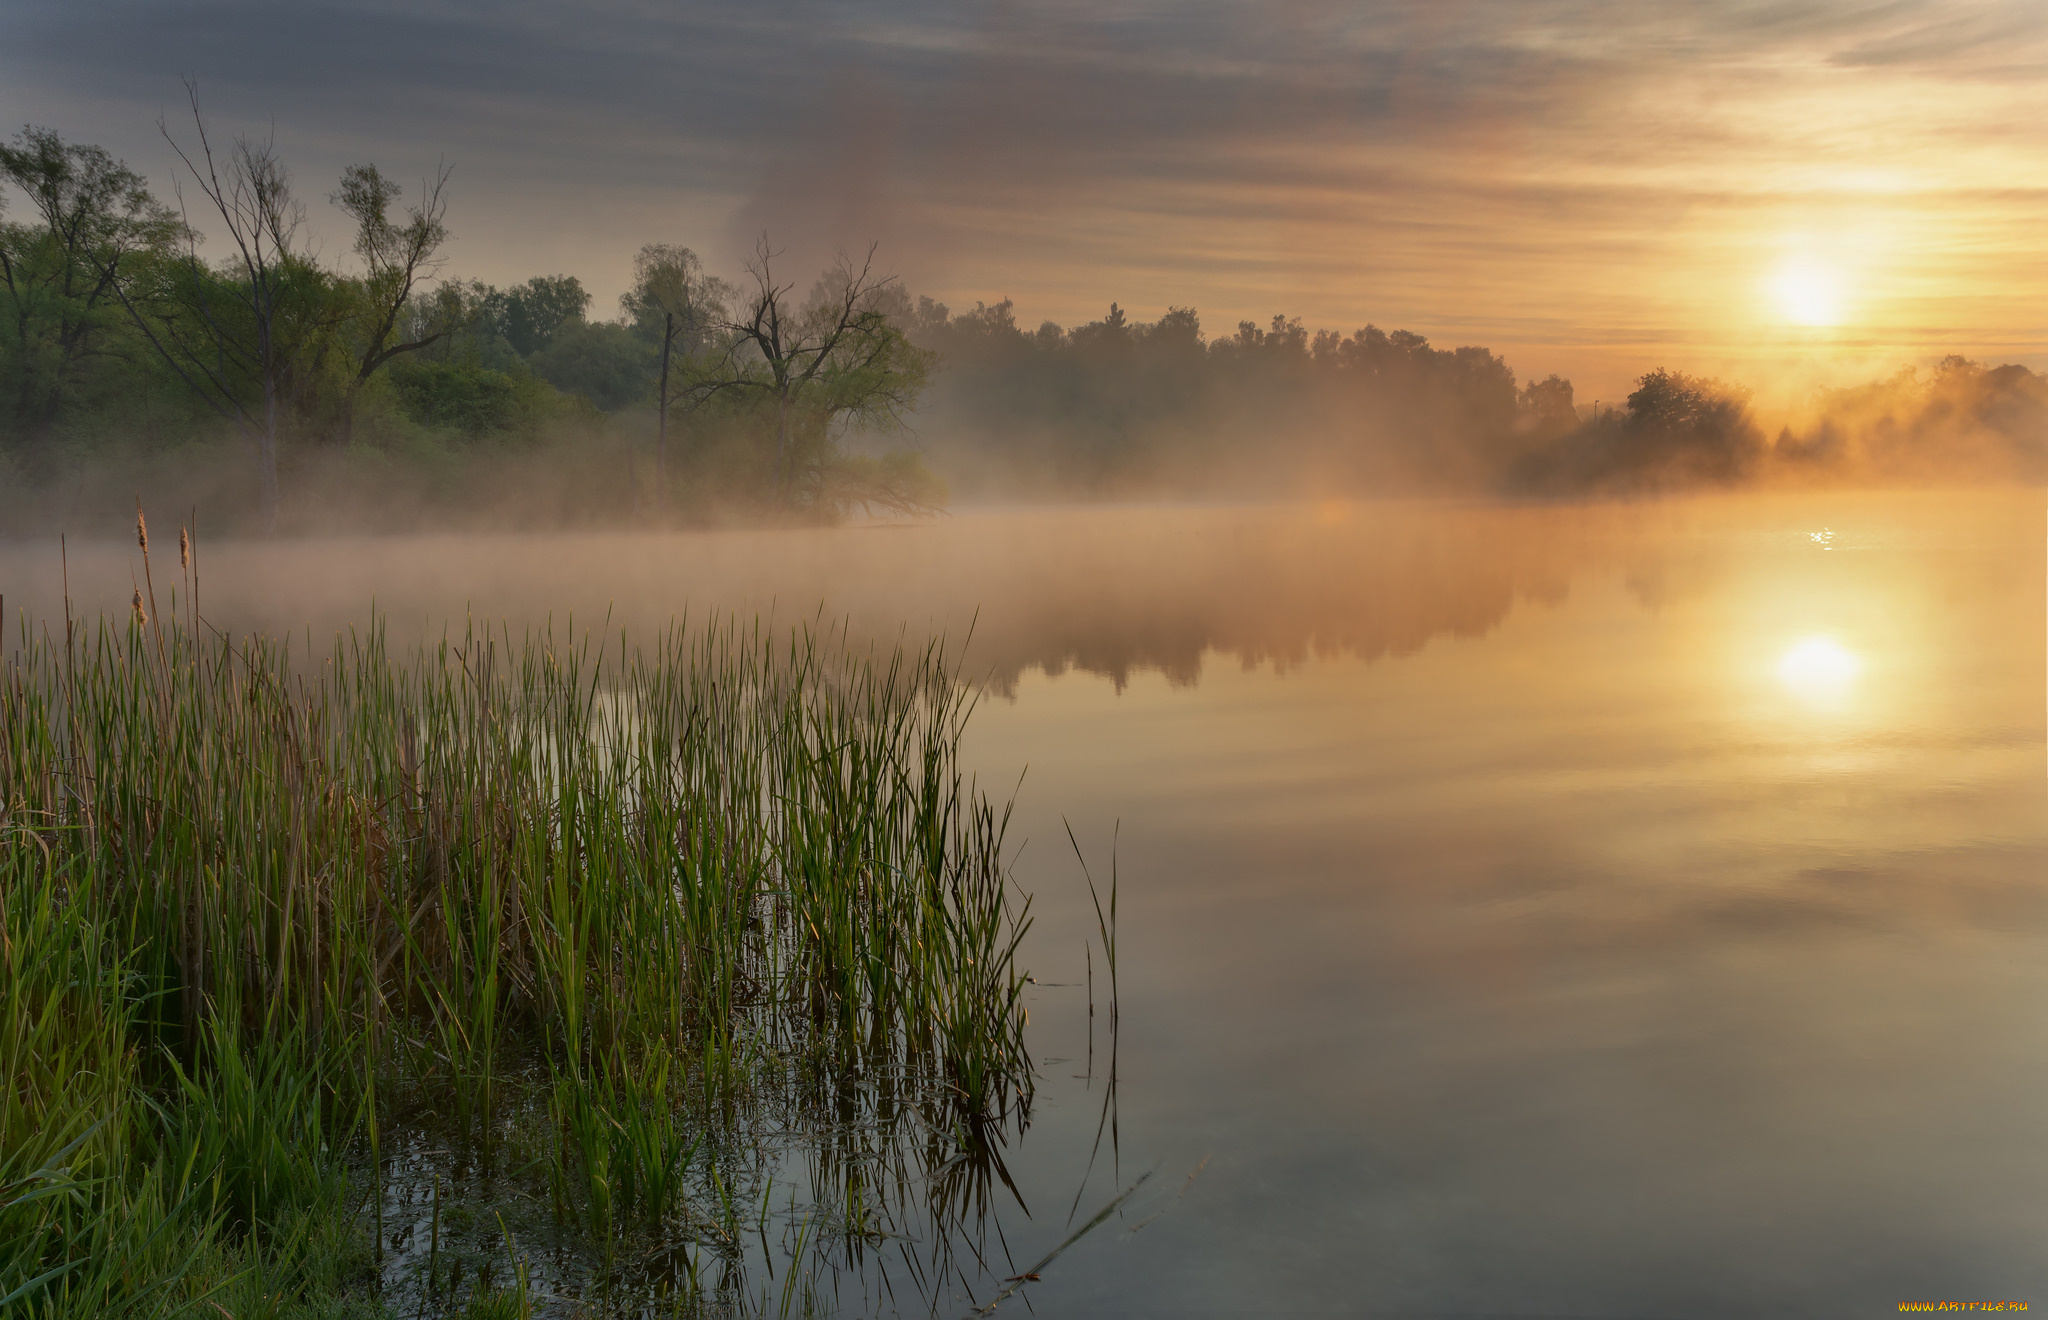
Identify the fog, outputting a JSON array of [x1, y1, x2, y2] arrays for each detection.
[[9, 492, 2035, 699], [902, 299, 2047, 500], [0, 504, 1574, 680], [4, 118, 2040, 538], [8, 12, 2045, 1317], [1776, 356, 2048, 485], [4, 282, 2041, 542]]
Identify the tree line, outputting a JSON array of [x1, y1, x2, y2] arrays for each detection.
[[6, 102, 2041, 532], [0, 96, 940, 530], [897, 298, 2046, 496]]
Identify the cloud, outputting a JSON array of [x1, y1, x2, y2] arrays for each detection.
[[1828, 1, 2048, 73]]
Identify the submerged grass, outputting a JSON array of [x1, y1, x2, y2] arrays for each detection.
[[0, 520, 1036, 1316]]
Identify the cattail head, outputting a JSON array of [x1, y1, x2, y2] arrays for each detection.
[[135, 503, 148, 554], [179, 527, 190, 570], [131, 588, 146, 624]]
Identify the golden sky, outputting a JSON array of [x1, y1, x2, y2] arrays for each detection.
[[6, 1, 2043, 404]]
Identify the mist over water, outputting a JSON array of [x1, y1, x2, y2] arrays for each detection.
[[5, 488, 2043, 1316], [7, 3, 2045, 1310], [8, 499, 1595, 683], [23, 488, 2013, 676], [8, 488, 2036, 692]]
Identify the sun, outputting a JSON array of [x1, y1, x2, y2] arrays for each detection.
[[1769, 257, 1846, 327], [1777, 636, 1861, 702]]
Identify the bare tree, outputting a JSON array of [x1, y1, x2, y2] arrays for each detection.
[[331, 161, 453, 444], [101, 81, 312, 528], [710, 236, 930, 500]]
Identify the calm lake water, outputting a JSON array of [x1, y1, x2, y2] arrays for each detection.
[[7, 489, 2044, 1317]]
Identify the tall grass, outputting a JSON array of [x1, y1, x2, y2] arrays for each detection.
[[0, 519, 1036, 1313]]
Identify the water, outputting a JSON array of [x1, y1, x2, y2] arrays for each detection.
[[6, 489, 2043, 1316]]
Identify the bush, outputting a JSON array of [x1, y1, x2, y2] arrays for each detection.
[[387, 359, 558, 438], [526, 322, 654, 411]]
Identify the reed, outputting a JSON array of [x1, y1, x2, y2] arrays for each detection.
[[0, 526, 1036, 1314]]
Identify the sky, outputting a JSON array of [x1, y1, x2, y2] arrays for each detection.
[[5, 0, 2044, 406]]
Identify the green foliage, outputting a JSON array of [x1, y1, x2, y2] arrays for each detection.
[[0, 850, 374, 1319], [164, 1020, 344, 1237], [2, 571, 1035, 1306], [460, 1282, 531, 1320], [694, 244, 939, 512], [527, 320, 653, 409], [385, 356, 558, 437], [818, 449, 948, 516], [620, 243, 731, 350], [328, 162, 456, 448], [486, 274, 589, 357], [9, 123, 2044, 514], [396, 280, 523, 373], [2, 126, 955, 521], [546, 1054, 701, 1244], [0, 126, 182, 457], [904, 297, 1526, 493]]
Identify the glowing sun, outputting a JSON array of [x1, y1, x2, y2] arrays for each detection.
[[1778, 636, 1861, 700], [1770, 258, 1846, 327]]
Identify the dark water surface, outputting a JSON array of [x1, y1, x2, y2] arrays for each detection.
[[6, 490, 2043, 1317]]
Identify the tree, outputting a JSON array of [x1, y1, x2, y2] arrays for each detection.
[[621, 243, 732, 500], [330, 161, 453, 443], [708, 238, 934, 502], [1518, 374, 1577, 435], [101, 83, 327, 527], [491, 275, 588, 357], [527, 321, 651, 411], [0, 127, 179, 451], [1622, 368, 1762, 482]]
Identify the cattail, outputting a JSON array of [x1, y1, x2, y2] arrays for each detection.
[[179, 527, 189, 570], [136, 503, 148, 554], [131, 587, 146, 624]]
